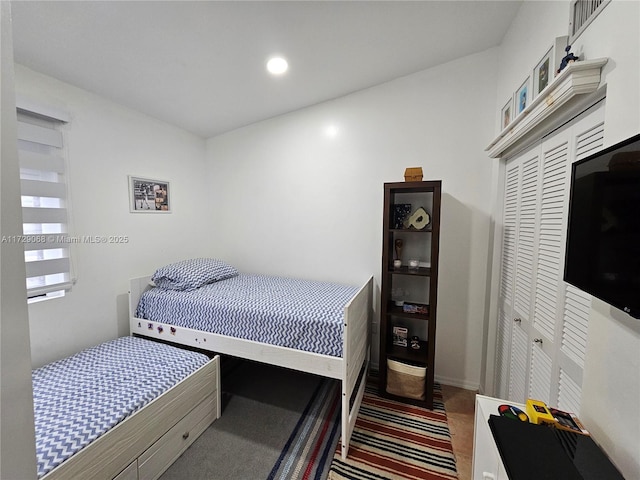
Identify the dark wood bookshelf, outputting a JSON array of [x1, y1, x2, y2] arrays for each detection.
[[378, 180, 441, 409]]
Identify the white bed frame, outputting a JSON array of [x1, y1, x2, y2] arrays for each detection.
[[42, 354, 220, 480], [129, 274, 373, 459]]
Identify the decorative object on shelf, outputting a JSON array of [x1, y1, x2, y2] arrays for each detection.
[[391, 287, 405, 306], [404, 207, 430, 229], [392, 203, 412, 229], [404, 167, 423, 182], [393, 259, 402, 270], [410, 336, 420, 350], [394, 238, 404, 261], [408, 259, 419, 271], [402, 303, 429, 314], [129, 176, 171, 213], [515, 76, 531, 116], [501, 97, 513, 130], [557, 45, 580, 73], [392, 326, 408, 347]]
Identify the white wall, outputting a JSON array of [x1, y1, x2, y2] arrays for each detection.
[[8, 1, 637, 476], [206, 49, 500, 390], [492, 1, 640, 478], [14, 65, 212, 368]]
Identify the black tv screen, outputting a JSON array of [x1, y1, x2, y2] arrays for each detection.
[[564, 132, 640, 319]]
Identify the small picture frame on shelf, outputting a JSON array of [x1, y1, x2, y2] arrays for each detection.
[[533, 47, 553, 98], [501, 98, 513, 130], [392, 326, 408, 347], [515, 76, 531, 116], [392, 204, 412, 229]]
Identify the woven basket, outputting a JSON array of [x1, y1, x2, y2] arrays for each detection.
[[386, 358, 426, 401]]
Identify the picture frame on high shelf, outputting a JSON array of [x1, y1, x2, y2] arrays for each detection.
[[129, 176, 171, 213], [515, 76, 531, 116], [532, 35, 569, 99], [552, 35, 569, 75], [533, 47, 553, 98], [501, 98, 513, 130]]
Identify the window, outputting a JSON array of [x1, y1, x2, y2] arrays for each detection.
[[17, 108, 72, 301], [569, 0, 611, 43]]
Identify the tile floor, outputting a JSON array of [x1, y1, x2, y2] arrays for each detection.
[[441, 385, 477, 480]]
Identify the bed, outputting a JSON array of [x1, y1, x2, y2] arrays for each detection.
[[129, 258, 373, 459], [34, 336, 220, 480]]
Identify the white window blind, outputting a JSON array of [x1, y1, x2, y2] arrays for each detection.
[[17, 109, 72, 300]]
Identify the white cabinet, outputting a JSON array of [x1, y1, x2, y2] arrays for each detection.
[[472, 395, 524, 480], [494, 101, 605, 410]]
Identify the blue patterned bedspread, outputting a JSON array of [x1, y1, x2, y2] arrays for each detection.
[[136, 274, 359, 358], [32, 336, 210, 478]]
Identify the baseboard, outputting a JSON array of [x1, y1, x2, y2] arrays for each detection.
[[435, 374, 479, 392]]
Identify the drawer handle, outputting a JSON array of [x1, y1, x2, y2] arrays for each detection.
[[514, 318, 521, 323], [482, 473, 496, 480], [534, 338, 543, 345], [182, 432, 190, 440]]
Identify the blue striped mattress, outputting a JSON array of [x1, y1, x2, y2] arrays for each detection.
[[32, 336, 210, 478], [135, 274, 359, 358]]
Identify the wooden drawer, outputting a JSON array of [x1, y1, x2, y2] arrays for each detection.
[[138, 392, 219, 480], [113, 460, 137, 480]]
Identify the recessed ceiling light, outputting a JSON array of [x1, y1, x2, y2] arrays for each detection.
[[267, 56, 288, 75]]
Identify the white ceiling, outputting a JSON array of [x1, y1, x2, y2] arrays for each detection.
[[11, 1, 522, 138]]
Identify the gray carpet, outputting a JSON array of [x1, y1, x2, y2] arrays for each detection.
[[160, 358, 326, 480]]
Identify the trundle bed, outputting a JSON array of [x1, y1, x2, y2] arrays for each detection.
[[129, 258, 373, 459], [34, 336, 220, 480]]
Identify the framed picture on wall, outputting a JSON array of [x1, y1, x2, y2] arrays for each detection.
[[515, 76, 531, 116], [501, 98, 513, 130], [533, 47, 553, 98], [129, 176, 171, 213]]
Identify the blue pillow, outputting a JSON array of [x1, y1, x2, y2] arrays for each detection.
[[151, 258, 238, 291]]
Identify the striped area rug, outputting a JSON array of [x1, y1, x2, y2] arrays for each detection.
[[268, 378, 342, 480], [328, 384, 458, 480]]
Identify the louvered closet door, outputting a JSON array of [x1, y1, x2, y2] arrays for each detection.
[[495, 162, 518, 399], [555, 121, 605, 413], [495, 100, 605, 411], [496, 144, 541, 402], [529, 114, 606, 410], [528, 131, 572, 404]]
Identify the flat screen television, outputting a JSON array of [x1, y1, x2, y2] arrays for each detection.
[[564, 132, 640, 319]]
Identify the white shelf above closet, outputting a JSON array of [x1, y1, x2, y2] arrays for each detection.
[[486, 58, 608, 159]]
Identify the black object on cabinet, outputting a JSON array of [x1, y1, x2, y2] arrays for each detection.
[[488, 415, 625, 480], [378, 181, 441, 408]]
